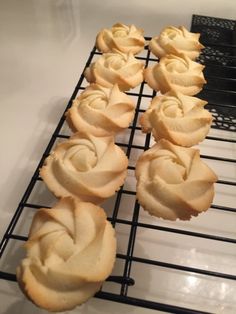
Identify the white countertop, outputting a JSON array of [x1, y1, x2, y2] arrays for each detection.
[[0, 1, 235, 313]]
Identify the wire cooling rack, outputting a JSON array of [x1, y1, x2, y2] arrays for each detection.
[[0, 15, 236, 314]]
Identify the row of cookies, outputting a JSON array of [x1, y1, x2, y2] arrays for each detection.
[[136, 26, 218, 220], [16, 23, 146, 312]]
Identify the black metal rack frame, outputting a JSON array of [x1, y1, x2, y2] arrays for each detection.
[[0, 15, 236, 314]]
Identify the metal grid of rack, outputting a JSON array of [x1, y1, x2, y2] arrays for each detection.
[[0, 15, 236, 313]]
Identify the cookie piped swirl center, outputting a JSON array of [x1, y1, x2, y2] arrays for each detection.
[[149, 150, 187, 184], [64, 142, 97, 172], [165, 58, 188, 73], [104, 54, 126, 70], [83, 91, 108, 110], [160, 96, 184, 118], [113, 28, 128, 38]]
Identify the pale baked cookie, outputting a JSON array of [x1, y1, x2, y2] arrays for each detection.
[[135, 139, 217, 221], [66, 84, 135, 137], [144, 54, 206, 95], [96, 22, 145, 54], [16, 197, 116, 312], [140, 90, 212, 147], [40, 132, 128, 204], [84, 50, 144, 91], [149, 26, 204, 60]]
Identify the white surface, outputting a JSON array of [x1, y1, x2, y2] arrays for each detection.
[[0, 0, 236, 313]]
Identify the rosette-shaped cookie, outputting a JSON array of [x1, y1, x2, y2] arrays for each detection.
[[66, 84, 135, 137], [84, 50, 144, 91], [96, 22, 145, 54], [140, 90, 212, 147], [149, 26, 204, 60], [16, 198, 116, 312], [144, 54, 206, 95], [136, 139, 217, 221], [40, 132, 128, 204]]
